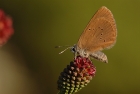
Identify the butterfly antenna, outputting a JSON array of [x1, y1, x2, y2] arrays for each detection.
[[59, 47, 72, 54], [55, 45, 71, 48]]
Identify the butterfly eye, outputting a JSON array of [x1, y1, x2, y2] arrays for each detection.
[[71, 47, 76, 53]]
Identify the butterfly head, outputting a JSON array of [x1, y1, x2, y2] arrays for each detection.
[[71, 44, 90, 58]]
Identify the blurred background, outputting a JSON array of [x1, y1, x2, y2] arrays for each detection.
[[0, 0, 140, 94]]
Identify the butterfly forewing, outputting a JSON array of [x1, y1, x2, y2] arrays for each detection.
[[77, 6, 117, 53], [91, 6, 116, 28]]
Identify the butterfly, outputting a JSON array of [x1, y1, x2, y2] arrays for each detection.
[[56, 6, 117, 63]]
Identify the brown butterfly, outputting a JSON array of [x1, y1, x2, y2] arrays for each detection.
[[56, 6, 117, 63]]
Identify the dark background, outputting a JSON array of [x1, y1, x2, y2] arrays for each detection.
[[0, 0, 140, 94]]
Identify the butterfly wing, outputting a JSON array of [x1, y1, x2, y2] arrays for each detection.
[[91, 6, 116, 28], [77, 6, 117, 53]]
